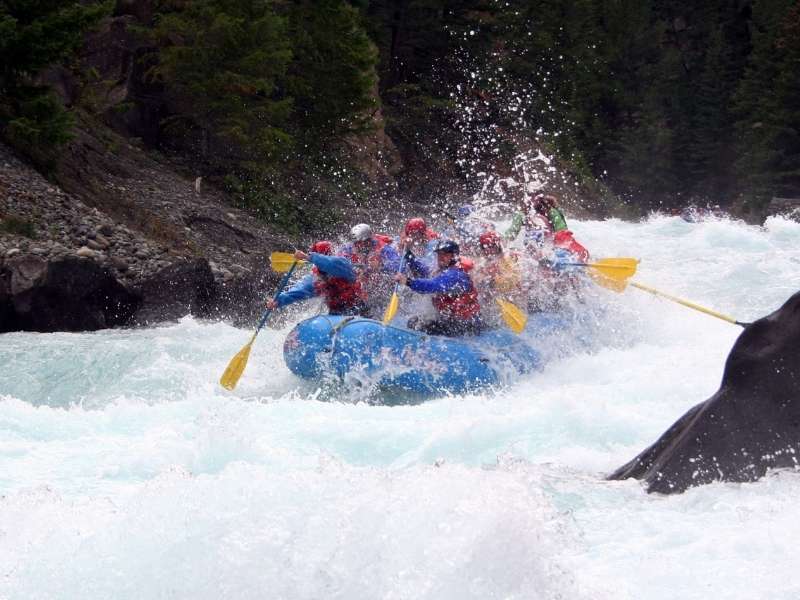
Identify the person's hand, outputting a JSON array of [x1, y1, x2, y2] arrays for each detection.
[[394, 273, 408, 285], [294, 250, 309, 261], [266, 299, 278, 310]]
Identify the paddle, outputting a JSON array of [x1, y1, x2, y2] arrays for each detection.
[[219, 261, 299, 390], [570, 257, 749, 327], [271, 251, 306, 273], [382, 251, 406, 325], [496, 297, 527, 334], [628, 282, 750, 328], [561, 257, 639, 292]]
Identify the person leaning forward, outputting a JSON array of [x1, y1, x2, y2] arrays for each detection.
[[394, 239, 484, 336], [267, 241, 367, 316]]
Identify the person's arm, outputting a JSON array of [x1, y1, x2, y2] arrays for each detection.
[[504, 212, 524, 240], [407, 268, 470, 294], [405, 253, 431, 278], [380, 244, 401, 273], [548, 207, 568, 232], [308, 252, 356, 281], [274, 274, 317, 307]]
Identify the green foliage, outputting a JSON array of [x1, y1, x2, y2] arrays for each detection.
[[734, 0, 800, 211], [0, 0, 109, 164], [2, 86, 74, 166], [287, 0, 378, 144], [0, 214, 36, 238], [366, 0, 800, 214], [153, 0, 294, 167], [148, 0, 379, 230]]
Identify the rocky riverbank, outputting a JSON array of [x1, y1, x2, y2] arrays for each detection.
[[0, 139, 291, 332]]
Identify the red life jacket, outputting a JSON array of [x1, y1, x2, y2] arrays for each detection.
[[553, 230, 590, 263], [348, 236, 389, 273], [312, 267, 365, 313], [431, 259, 481, 320]]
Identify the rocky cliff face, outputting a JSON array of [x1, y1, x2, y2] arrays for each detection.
[[0, 137, 289, 332]]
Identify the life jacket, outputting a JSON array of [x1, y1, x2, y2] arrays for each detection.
[[553, 230, 589, 263], [431, 259, 481, 320], [348, 236, 389, 274], [547, 207, 568, 232], [479, 254, 521, 293], [312, 267, 365, 313]]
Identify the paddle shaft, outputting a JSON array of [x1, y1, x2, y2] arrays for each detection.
[[255, 261, 299, 333], [391, 252, 407, 297], [382, 250, 407, 325], [563, 262, 631, 270], [630, 281, 749, 327]]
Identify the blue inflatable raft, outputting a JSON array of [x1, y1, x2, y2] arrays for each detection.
[[283, 314, 566, 396]]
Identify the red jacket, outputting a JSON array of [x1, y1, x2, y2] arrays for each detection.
[[554, 230, 590, 263]]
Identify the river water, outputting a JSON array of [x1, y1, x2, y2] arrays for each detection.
[[1, 214, 799, 599]]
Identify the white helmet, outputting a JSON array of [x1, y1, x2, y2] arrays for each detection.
[[350, 223, 372, 241]]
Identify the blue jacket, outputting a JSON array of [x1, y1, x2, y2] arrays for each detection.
[[340, 239, 402, 273], [275, 253, 356, 307], [401, 239, 438, 276], [405, 256, 472, 295]]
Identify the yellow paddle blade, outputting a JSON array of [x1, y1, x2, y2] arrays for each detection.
[[589, 258, 639, 280], [382, 291, 399, 325], [496, 298, 527, 334], [270, 252, 306, 273], [588, 270, 628, 292], [586, 257, 639, 292], [219, 338, 255, 391]]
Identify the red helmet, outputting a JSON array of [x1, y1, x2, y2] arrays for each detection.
[[478, 230, 502, 250], [404, 218, 427, 236], [310, 240, 333, 255]]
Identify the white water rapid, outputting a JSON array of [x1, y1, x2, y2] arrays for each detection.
[[1, 215, 799, 599]]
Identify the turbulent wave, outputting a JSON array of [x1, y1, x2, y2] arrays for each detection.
[[1, 215, 799, 599]]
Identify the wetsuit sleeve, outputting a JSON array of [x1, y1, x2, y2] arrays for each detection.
[[405, 254, 431, 278], [407, 268, 470, 294], [380, 244, 401, 273], [275, 274, 317, 307], [309, 253, 356, 282], [504, 212, 524, 240]]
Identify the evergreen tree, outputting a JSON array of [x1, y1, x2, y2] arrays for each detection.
[[734, 0, 800, 211], [287, 0, 378, 145], [494, 0, 601, 160], [153, 0, 294, 171], [0, 0, 108, 164]]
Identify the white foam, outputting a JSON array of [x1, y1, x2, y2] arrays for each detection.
[[0, 215, 798, 598]]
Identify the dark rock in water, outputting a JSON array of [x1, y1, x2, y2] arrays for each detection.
[[132, 258, 217, 325], [0, 254, 140, 332], [609, 290, 800, 494], [213, 268, 279, 328]]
